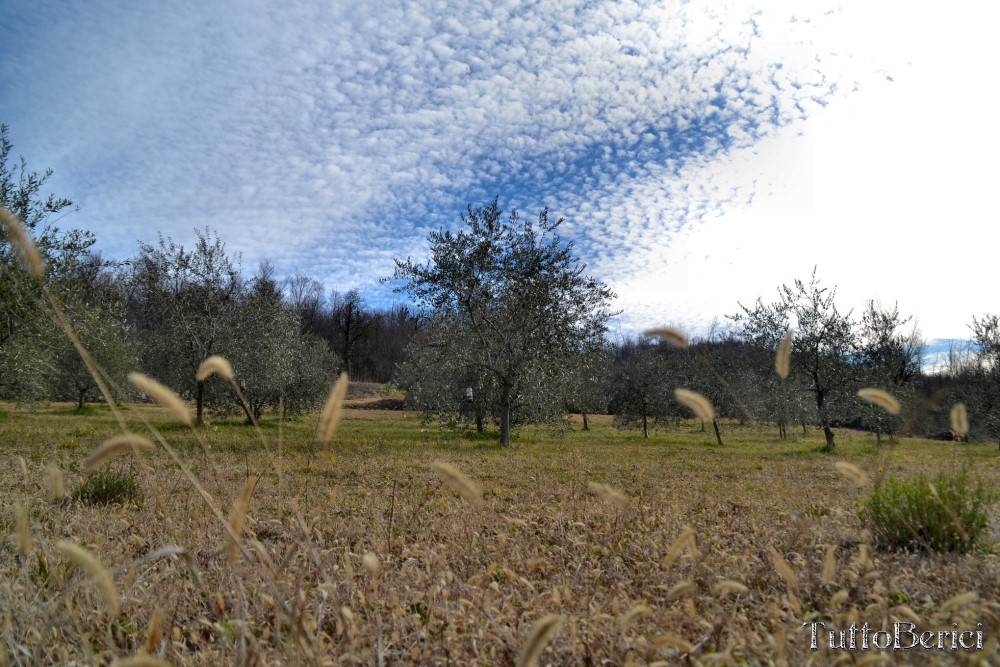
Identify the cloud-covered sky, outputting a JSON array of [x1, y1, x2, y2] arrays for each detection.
[[2, 1, 996, 357]]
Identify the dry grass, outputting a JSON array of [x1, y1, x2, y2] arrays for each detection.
[[0, 206, 45, 278], [643, 327, 689, 348], [586, 481, 629, 509], [318, 372, 350, 446], [54, 540, 120, 616], [82, 434, 155, 471], [430, 461, 484, 509], [952, 402, 970, 439], [195, 356, 234, 383], [127, 373, 193, 427], [224, 477, 258, 563], [834, 461, 872, 486], [1, 404, 999, 665], [673, 388, 715, 423], [517, 614, 562, 667], [775, 329, 793, 381]]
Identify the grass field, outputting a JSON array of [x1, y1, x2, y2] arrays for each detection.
[[1, 400, 998, 665]]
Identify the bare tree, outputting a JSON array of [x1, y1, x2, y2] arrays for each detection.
[[285, 273, 326, 337], [330, 288, 370, 377]]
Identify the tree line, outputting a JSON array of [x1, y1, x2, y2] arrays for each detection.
[[379, 200, 990, 451], [605, 275, 923, 450], [1, 125, 419, 420], [3, 122, 999, 448]]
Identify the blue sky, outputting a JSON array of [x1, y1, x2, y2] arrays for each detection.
[[2, 1, 996, 365]]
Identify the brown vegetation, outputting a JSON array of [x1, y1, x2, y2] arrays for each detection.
[[2, 405, 998, 665]]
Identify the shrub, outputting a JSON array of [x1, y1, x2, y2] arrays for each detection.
[[858, 469, 995, 553], [73, 471, 140, 505]]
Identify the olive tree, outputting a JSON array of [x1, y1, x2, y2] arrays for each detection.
[[608, 336, 675, 438], [390, 198, 615, 447], [731, 269, 858, 452], [126, 229, 243, 422], [395, 321, 495, 431], [225, 262, 339, 422], [856, 300, 922, 444], [1, 124, 95, 400], [968, 313, 1000, 446], [50, 260, 137, 408], [561, 344, 611, 431]]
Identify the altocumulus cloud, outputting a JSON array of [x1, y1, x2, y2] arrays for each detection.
[[1, 0, 852, 316]]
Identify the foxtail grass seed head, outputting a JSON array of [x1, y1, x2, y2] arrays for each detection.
[[620, 604, 652, 629], [225, 477, 258, 562], [652, 635, 694, 652], [775, 329, 793, 380], [941, 591, 978, 612], [46, 464, 65, 500], [857, 388, 901, 415], [56, 540, 119, 615], [430, 461, 484, 509], [111, 656, 173, 667], [666, 580, 697, 601], [834, 461, 871, 486], [662, 525, 698, 569], [14, 501, 30, 557], [643, 326, 688, 348], [142, 608, 166, 654], [196, 355, 234, 382], [950, 403, 969, 439], [362, 552, 379, 576], [586, 481, 629, 508], [128, 372, 192, 426], [180, 549, 205, 590], [518, 614, 562, 667], [769, 547, 798, 589], [674, 388, 715, 422], [0, 206, 45, 277], [927, 482, 940, 502], [896, 605, 922, 624], [318, 372, 349, 445], [715, 580, 749, 596], [822, 545, 837, 585], [83, 433, 155, 471]]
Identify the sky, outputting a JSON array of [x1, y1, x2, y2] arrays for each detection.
[[1, 1, 996, 366]]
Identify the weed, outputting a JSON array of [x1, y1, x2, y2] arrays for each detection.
[[73, 470, 141, 505], [858, 468, 995, 553]]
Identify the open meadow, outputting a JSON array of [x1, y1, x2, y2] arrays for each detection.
[[2, 399, 998, 666]]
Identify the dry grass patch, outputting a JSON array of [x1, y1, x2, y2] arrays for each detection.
[[1, 404, 998, 664]]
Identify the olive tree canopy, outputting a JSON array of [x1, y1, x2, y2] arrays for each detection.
[[390, 198, 615, 447]]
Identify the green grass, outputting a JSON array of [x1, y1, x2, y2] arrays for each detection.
[[73, 470, 141, 505], [3, 401, 999, 472], [50, 405, 104, 417], [859, 468, 996, 553]]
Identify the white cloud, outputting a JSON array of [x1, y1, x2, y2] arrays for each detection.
[[4, 0, 990, 343]]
